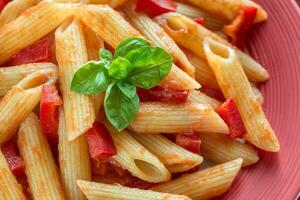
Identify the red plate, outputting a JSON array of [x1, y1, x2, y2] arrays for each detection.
[[219, 0, 300, 199]]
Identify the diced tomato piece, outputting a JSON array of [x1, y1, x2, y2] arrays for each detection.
[[135, 0, 177, 18], [137, 86, 188, 103], [0, 0, 9, 12], [200, 87, 225, 101], [17, 175, 31, 198], [1, 140, 25, 176], [176, 132, 201, 154], [223, 6, 257, 50], [217, 98, 246, 138], [40, 84, 62, 146], [86, 122, 117, 160], [194, 17, 205, 26], [4, 37, 52, 66]]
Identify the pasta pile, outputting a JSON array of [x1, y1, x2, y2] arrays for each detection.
[[0, 0, 279, 199]]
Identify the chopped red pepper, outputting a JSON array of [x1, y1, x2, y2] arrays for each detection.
[[0, 0, 9, 13], [3, 37, 52, 66], [175, 132, 201, 154], [223, 6, 257, 50], [135, 0, 178, 18], [40, 84, 62, 146], [200, 87, 225, 102], [1, 140, 25, 177], [86, 122, 117, 160], [217, 98, 246, 138], [137, 86, 188, 103], [194, 17, 205, 26]]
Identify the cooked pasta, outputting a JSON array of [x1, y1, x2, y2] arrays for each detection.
[[187, 90, 221, 110]]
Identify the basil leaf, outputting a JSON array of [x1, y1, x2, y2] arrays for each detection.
[[99, 48, 113, 61], [125, 46, 173, 89], [104, 83, 139, 131], [117, 81, 136, 99], [115, 38, 150, 58], [71, 60, 110, 94], [108, 57, 133, 80]]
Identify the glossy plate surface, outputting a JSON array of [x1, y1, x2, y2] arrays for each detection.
[[218, 0, 300, 199]]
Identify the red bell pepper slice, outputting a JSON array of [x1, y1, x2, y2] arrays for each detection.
[[1, 140, 25, 177], [176, 132, 201, 154], [3, 37, 52, 66], [40, 84, 62, 146], [86, 122, 117, 160], [194, 17, 205, 26], [217, 98, 246, 138], [135, 0, 178, 18], [223, 6, 257, 50], [0, 0, 9, 12], [137, 86, 188, 103]]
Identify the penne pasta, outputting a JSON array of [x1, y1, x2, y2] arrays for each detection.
[[18, 113, 66, 200], [55, 19, 95, 141], [187, 90, 221, 110], [203, 38, 279, 152], [151, 158, 243, 200], [87, 0, 128, 8], [83, 25, 105, 61], [76, 4, 200, 91], [200, 133, 259, 167], [251, 83, 264, 105], [122, 2, 195, 77], [0, 69, 56, 144], [175, 2, 226, 30], [0, 63, 57, 96], [0, 1, 74, 65], [156, 12, 269, 83], [0, 151, 26, 200], [130, 102, 229, 134], [184, 50, 219, 89], [0, 0, 39, 27], [131, 133, 203, 173], [77, 180, 191, 200], [104, 121, 171, 183], [185, 0, 268, 23], [58, 109, 91, 200]]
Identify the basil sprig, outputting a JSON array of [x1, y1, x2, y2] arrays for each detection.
[[71, 38, 173, 131]]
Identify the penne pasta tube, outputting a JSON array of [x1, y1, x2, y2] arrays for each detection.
[[0, 69, 56, 144], [18, 113, 66, 200], [55, 19, 95, 141], [185, 0, 268, 23], [76, 4, 200, 91], [159, 64, 200, 90], [58, 108, 91, 200], [86, 0, 128, 8], [187, 90, 221, 110], [251, 83, 264, 105], [104, 121, 171, 183], [131, 133, 203, 173], [130, 102, 229, 134], [0, 0, 39, 26], [0, 151, 26, 199], [151, 158, 243, 200], [184, 50, 219, 89], [83, 25, 105, 61], [0, 63, 57, 96], [0, 1, 74, 65], [77, 180, 191, 200], [122, 2, 195, 77], [200, 133, 259, 167], [156, 12, 269, 83], [203, 38, 279, 152], [175, 2, 226, 30]]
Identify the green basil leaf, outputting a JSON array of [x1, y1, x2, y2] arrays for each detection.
[[71, 60, 110, 94], [125, 46, 173, 89], [115, 38, 150, 58], [117, 81, 136, 99], [99, 48, 113, 61], [108, 57, 133, 80], [104, 83, 139, 131]]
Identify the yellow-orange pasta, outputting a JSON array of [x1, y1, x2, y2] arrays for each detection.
[[203, 37, 279, 152]]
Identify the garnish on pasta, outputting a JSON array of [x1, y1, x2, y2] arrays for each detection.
[[71, 38, 173, 131]]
